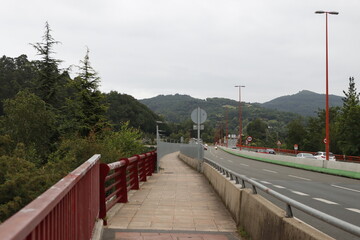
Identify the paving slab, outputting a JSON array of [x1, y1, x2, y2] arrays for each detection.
[[103, 152, 241, 240]]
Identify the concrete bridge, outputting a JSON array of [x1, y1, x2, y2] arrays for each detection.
[[0, 142, 359, 240]]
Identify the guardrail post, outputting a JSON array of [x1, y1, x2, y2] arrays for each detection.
[[252, 185, 257, 194], [99, 163, 110, 225], [117, 158, 129, 203], [286, 204, 293, 218]]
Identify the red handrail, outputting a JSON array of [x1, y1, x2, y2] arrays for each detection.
[[99, 151, 157, 225], [0, 154, 101, 240]]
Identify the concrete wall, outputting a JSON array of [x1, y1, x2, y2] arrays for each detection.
[[178, 153, 333, 240]]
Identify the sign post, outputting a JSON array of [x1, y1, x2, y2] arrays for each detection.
[[191, 107, 207, 143], [294, 144, 298, 155]]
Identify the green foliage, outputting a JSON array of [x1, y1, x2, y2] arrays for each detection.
[[246, 118, 268, 145], [30, 22, 67, 107], [101, 122, 145, 160], [336, 77, 360, 155], [261, 90, 343, 116], [0, 155, 49, 222], [286, 118, 306, 149], [2, 90, 57, 164], [105, 91, 160, 133]]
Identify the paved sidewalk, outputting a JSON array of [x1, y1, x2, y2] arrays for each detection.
[[103, 152, 241, 240]]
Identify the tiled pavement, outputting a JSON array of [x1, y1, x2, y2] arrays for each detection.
[[103, 152, 241, 240]]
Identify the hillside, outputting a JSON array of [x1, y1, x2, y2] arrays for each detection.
[[261, 90, 343, 116], [140, 94, 300, 130]]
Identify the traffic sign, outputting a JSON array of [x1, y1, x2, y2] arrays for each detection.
[[323, 138, 327, 144], [277, 140, 282, 146], [294, 144, 298, 150], [247, 136, 252, 142], [191, 108, 207, 124]]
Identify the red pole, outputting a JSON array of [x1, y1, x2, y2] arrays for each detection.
[[325, 12, 330, 161], [316, 10, 338, 160]]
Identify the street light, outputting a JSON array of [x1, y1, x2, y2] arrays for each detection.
[[315, 10, 338, 160], [235, 85, 245, 149]]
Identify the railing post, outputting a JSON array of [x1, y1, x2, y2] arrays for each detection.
[[131, 155, 140, 190], [117, 158, 129, 203], [139, 154, 147, 182], [99, 163, 110, 225]]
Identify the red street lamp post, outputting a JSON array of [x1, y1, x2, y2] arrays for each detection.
[[235, 85, 245, 149], [315, 10, 338, 160]]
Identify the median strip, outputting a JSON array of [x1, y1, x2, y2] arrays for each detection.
[[221, 148, 360, 179]]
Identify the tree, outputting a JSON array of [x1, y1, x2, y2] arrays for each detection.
[[31, 22, 65, 107], [0, 55, 37, 116], [2, 90, 56, 164], [337, 77, 360, 155], [286, 118, 306, 150], [62, 48, 108, 136], [246, 118, 268, 145]]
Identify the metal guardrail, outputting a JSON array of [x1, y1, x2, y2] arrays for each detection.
[[204, 157, 360, 238]]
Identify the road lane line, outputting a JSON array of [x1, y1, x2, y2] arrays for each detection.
[[228, 160, 233, 163], [288, 175, 311, 181], [331, 184, 360, 193], [262, 169, 278, 174], [240, 163, 249, 167], [291, 190, 309, 196], [273, 185, 285, 189], [346, 208, 360, 214], [313, 198, 338, 205], [220, 157, 224, 160], [260, 181, 272, 185]]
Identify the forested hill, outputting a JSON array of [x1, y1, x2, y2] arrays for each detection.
[[261, 90, 343, 116], [139, 94, 300, 124]]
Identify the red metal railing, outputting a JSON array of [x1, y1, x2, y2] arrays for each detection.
[[99, 151, 157, 225], [237, 145, 360, 163], [0, 154, 101, 240]]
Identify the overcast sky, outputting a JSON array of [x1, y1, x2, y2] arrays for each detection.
[[2, 0, 360, 103]]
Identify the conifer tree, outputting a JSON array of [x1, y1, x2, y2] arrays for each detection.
[[30, 22, 64, 106]]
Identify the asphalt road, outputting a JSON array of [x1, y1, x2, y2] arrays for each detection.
[[205, 147, 360, 240]]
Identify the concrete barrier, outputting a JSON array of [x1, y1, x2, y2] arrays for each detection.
[[222, 148, 360, 179], [178, 153, 333, 240]]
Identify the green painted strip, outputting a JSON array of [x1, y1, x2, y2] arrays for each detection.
[[220, 148, 360, 179]]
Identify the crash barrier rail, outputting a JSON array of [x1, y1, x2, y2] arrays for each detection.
[[99, 151, 157, 225], [236, 145, 360, 163], [0, 154, 101, 240], [204, 157, 360, 238]]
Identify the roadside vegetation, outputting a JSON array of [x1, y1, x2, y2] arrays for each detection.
[[0, 22, 160, 222]]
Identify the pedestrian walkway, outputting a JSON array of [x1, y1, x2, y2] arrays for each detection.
[[103, 152, 241, 240]]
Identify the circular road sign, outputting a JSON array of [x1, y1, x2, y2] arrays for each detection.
[[247, 136, 253, 142], [294, 144, 298, 150], [191, 108, 207, 124]]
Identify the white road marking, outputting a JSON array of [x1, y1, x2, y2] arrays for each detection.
[[291, 191, 309, 196], [346, 208, 360, 214], [288, 175, 311, 181], [251, 178, 259, 181], [260, 181, 272, 185], [220, 157, 224, 160], [273, 185, 285, 189], [240, 163, 249, 167], [313, 198, 338, 205], [228, 160, 233, 163], [331, 184, 360, 193], [262, 169, 278, 174]]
